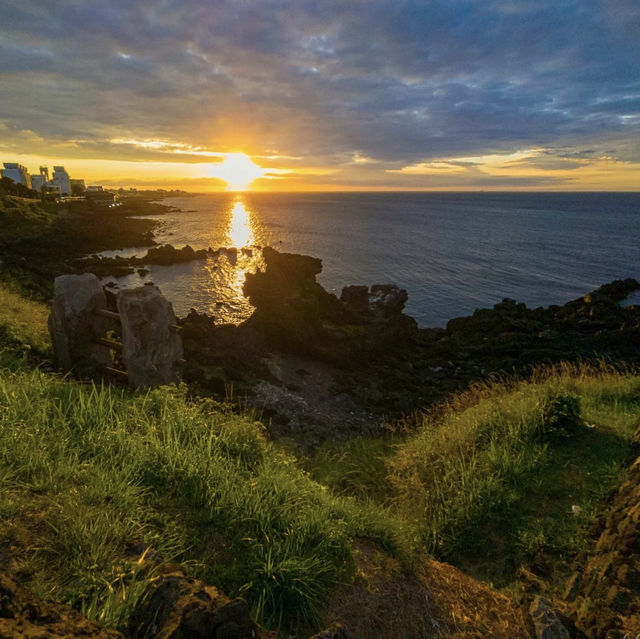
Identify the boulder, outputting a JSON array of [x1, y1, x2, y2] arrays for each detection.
[[529, 596, 570, 639], [117, 285, 184, 388], [128, 567, 260, 639], [48, 273, 113, 374], [309, 622, 351, 639]]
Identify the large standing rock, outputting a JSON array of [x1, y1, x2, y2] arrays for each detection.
[[48, 273, 113, 374], [117, 285, 183, 388], [243, 247, 346, 350]]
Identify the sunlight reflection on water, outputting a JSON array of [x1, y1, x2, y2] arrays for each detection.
[[227, 199, 254, 248], [99, 196, 264, 324]]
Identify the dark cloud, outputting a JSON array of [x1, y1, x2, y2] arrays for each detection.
[[0, 0, 639, 185]]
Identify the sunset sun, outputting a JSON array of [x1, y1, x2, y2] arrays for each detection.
[[209, 153, 267, 191]]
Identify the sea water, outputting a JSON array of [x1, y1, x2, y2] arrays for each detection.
[[100, 192, 640, 327]]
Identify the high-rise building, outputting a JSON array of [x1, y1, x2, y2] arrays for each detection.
[[31, 174, 46, 191], [1, 162, 32, 189], [52, 166, 71, 195]]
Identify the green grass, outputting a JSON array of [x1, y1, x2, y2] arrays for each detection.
[[0, 194, 55, 242], [1, 280, 639, 630], [387, 363, 640, 586], [0, 280, 51, 356], [303, 435, 397, 502], [0, 370, 410, 633]]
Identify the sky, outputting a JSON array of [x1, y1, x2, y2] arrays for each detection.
[[1, 0, 639, 191]]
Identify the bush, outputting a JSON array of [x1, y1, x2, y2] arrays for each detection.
[[539, 391, 582, 440]]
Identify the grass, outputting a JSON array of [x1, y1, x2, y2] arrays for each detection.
[[1, 278, 639, 633], [303, 435, 397, 502], [0, 280, 51, 357], [0, 369, 410, 634], [0, 194, 55, 242], [386, 362, 640, 587]]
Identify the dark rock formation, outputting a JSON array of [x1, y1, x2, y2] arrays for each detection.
[[243, 247, 349, 353], [309, 622, 351, 638], [142, 243, 208, 265], [564, 421, 640, 638], [242, 247, 417, 363], [0, 572, 122, 638], [128, 565, 261, 639], [74, 244, 209, 277], [183, 248, 640, 432]]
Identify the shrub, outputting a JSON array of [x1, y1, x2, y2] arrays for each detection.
[[539, 391, 582, 440]]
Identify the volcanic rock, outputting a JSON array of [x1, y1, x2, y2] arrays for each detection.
[[128, 566, 260, 639]]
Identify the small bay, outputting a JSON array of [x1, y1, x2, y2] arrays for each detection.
[[101, 192, 640, 327]]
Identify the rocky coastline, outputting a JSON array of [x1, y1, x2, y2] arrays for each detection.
[[165, 245, 640, 442], [83, 237, 640, 441], [3, 193, 640, 639]]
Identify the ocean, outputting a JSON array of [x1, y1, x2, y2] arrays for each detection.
[[100, 192, 640, 327]]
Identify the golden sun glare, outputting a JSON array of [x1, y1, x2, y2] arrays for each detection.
[[209, 152, 267, 190]]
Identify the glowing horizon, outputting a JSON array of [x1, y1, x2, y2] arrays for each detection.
[[3, 147, 639, 193]]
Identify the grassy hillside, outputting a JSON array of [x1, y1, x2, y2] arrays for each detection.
[[0, 194, 56, 242], [0, 367, 410, 634], [0, 280, 51, 357], [1, 282, 639, 636], [388, 363, 640, 586], [311, 364, 640, 590]]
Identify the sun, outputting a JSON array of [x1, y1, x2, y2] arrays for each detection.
[[209, 152, 267, 191]]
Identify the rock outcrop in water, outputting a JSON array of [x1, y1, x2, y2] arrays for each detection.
[[74, 244, 210, 277]]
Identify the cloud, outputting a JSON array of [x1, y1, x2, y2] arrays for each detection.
[[0, 0, 639, 188]]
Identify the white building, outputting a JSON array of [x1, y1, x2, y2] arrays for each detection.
[[1, 162, 32, 189], [52, 166, 71, 195], [31, 174, 47, 191]]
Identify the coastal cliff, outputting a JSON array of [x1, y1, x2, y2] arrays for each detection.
[[1, 197, 640, 637]]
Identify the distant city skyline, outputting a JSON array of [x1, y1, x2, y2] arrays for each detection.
[[1, 1, 639, 191]]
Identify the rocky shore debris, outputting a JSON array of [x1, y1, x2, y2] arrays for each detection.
[[128, 564, 262, 639], [181, 247, 419, 436], [49, 275, 184, 387], [182, 248, 640, 435]]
